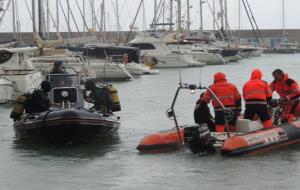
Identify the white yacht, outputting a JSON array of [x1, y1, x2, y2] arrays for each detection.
[[31, 48, 132, 80], [0, 47, 43, 100], [238, 46, 264, 58], [186, 31, 242, 63], [128, 34, 205, 68], [167, 42, 225, 65], [31, 50, 86, 74], [83, 45, 158, 76], [81, 46, 133, 80], [264, 41, 298, 54], [123, 62, 159, 75], [84, 59, 132, 80]]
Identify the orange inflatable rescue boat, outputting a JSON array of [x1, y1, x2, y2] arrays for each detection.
[[137, 83, 300, 156], [137, 119, 300, 155]]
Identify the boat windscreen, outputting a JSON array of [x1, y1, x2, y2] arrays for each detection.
[[47, 74, 79, 88]]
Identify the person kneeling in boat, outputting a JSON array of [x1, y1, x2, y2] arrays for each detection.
[[83, 80, 113, 113], [194, 93, 215, 131], [10, 81, 52, 121], [270, 69, 300, 123], [201, 72, 242, 132], [243, 69, 273, 129]]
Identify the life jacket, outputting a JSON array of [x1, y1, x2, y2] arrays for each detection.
[[270, 73, 300, 102], [243, 69, 272, 104], [201, 72, 241, 111]]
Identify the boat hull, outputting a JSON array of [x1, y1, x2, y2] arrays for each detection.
[[14, 109, 120, 143], [152, 54, 205, 68], [85, 61, 132, 80], [192, 52, 225, 65], [221, 120, 300, 156], [239, 47, 263, 58]]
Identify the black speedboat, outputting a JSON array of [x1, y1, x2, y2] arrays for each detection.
[[13, 71, 120, 143]]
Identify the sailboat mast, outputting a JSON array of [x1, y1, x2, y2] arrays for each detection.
[[116, 0, 120, 44], [177, 0, 181, 32], [169, 0, 173, 31], [154, 0, 157, 32], [162, 0, 165, 30], [238, 0, 241, 45], [91, 0, 95, 29], [187, 0, 190, 34], [142, 0, 146, 31], [12, 0, 16, 40], [32, 0, 37, 33], [199, 0, 203, 31], [38, 0, 46, 38], [56, 0, 59, 34], [219, 0, 224, 28], [83, 0, 86, 43], [213, 0, 216, 31], [282, 0, 285, 38], [103, 0, 106, 42], [224, 0, 228, 30], [102, 0, 106, 39], [46, 0, 49, 39], [67, 0, 71, 40]]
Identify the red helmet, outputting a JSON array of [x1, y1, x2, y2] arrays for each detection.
[[214, 72, 226, 82]]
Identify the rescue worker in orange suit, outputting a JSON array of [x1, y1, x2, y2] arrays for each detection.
[[201, 72, 242, 132], [270, 69, 300, 122], [243, 69, 273, 129]]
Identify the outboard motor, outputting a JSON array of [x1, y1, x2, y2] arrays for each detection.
[[269, 99, 284, 125], [184, 124, 215, 154]]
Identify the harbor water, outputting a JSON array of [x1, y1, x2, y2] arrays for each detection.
[[1, 54, 300, 190]]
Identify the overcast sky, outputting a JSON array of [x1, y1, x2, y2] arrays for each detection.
[[0, 0, 299, 33]]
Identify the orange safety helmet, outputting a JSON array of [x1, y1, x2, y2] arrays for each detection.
[[214, 72, 227, 83]]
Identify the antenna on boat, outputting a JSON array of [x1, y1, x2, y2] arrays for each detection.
[[176, 35, 183, 87], [198, 64, 203, 88], [178, 65, 182, 86]]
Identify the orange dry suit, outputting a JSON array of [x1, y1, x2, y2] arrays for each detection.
[[270, 73, 300, 122], [243, 69, 273, 129], [201, 72, 242, 132]]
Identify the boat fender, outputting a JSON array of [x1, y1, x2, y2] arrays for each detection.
[[184, 124, 215, 154], [10, 95, 28, 121], [107, 85, 121, 112]]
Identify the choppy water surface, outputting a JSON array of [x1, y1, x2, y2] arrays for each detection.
[[1, 54, 300, 190]]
